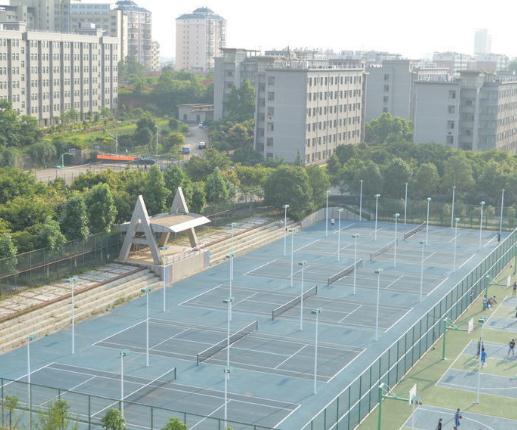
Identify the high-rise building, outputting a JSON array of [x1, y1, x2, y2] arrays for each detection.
[[365, 59, 449, 122], [0, 22, 118, 126], [151, 40, 160, 72], [70, 2, 128, 62], [175, 7, 226, 73], [474, 29, 492, 56], [116, 0, 152, 69], [413, 71, 517, 152], [10, 0, 71, 32], [432, 52, 472, 75]]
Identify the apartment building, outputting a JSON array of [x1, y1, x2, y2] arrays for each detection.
[[70, 2, 128, 62], [150, 40, 160, 72], [0, 22, 118, 126], [175, 7, 226, 73], [260, 68, 365, 164], [116, 0, 151, 69], [474, 29, 492, 56], [365, 59, 449, 121], [433, 52, 472, 75], [10, 0, 71, 32], [413, 71, 517, 152]]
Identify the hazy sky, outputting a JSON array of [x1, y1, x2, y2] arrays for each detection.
[[109, 0, 517, 59]]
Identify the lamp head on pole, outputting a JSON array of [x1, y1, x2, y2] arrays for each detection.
[[352, 233, 360, 239], [374, 268, 383, 275], [298, 260, 307, 267], [375, 193, 381, 199], [311, 308, 321, 316], [394, 213, 400, 219], [480, 201, 485, 207], [338, 208, 344, 213], [120, 351, 127, 358], [427, 197, 432, 202], [140, 288, 151, 294], [455, 217, 460, 223], [222, 297, 234, 305], [283, 204, 290, 210]]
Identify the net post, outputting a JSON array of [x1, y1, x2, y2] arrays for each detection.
[[196, 355, 200, 366], [150, 406, 154, 430], [183, 411, 187, 424]]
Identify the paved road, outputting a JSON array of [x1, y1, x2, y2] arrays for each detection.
[[181, 125, 208, 160]]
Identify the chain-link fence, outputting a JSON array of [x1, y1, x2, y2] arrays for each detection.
[[330, 195, 515, 232], [0, 377, 275, 430], [301, 228, 517, 430], [0, 232, 124, 296]]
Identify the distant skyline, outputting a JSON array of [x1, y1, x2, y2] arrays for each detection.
[[88, 0, 517, 59]]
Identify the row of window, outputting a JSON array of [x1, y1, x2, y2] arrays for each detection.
[[308, 75, 362, 87], [307, 90, 361, 102], [307, 103, 361, 116], [306, 116, 362, 132]]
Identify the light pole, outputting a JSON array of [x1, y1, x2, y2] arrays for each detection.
[[230, 222, 236, 254], [283, 204, 290, 256], [226, 254, 234, 321], [312, 309, 321, 394], [419, 241, 425, 302], [223, 366, 231, 427], [453, 218, 460, 270], [325, 190, 330, 237], [499, 189, 505, 240], [141, 288, 151, 367], [479, 201, 485, 249], [120, 351, 127, 418], [426, 197, 431, 245], [58, 151, 74, 169], [162, 265, 167, 313], [404, 182, 408, 224], [352, 234, 359, 295], [299, 261, 307, 331], [451, 185, 456, 229], [394, 213, 400, 268], [223, 297, 233, 373], [27, 334, 32, 426], [359, 180, 364, 222], [374, 194, 381, 241], [374, 269, 382, 341], [67, 276, 77, 354], [290, 229, 294, 287], [337, 208, 344, 261]]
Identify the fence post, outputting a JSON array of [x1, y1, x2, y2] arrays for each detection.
[[150, 406, 154, 430]]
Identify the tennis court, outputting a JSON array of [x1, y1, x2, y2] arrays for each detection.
[[0, 217, 508, 430]]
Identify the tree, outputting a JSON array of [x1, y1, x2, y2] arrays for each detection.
[[382, 158, 412, 198], [365, 113, 413, 144], [144, 165, 168, 215], [232, 146, 264, 165], [0, 233, 17, 274], [223, 80, 256, 122], [37, 399, 76, 430], [27, 141, 57, 167], [184, 149, 231, 181], [307, 166, 330, 209], [205, 168, 230, 203], [60, 194, 89, 241], [3, 395, 19, 430], [0, 100, 41, 148], [264, 166, 313, 220], [441, 154, 475, 193], [29, 218, 67, 251], [134, 127, 153, 147], [412, 162, 439, 198], [162, 131, 185, 152], [161, 418, 187, 430], [190, 182, 206, 213], [347, 161, 383, 196], [0, 168, 41, 205], [85, 184, 117, 233], [0, 196, 53, 231], [101, 409, 125, 430]]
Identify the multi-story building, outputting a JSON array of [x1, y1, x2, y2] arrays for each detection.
[[474, 29, 492, 56], [175, 7, 226, 73], [413, 71, 517, 152], [260, 67, 365, 164], [469, 53, 509, 73], [150, 40, 160, 72], [115, 0, 151, 69], [0, 4, 33, 25], [70, 2, 128, 62], [0, 22, 118, 126], [432, 52, 472, 75], [10, 0, 71, 32], [365, 59, 450, 122]]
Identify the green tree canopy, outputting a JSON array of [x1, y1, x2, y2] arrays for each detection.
[[382, 158, 412, 198], [365, 113, 413, 144], [412, 162, 439, 198], [101, 409, 125, 430], [307, 166, 331, 209], [0, 233, 17, 273], [60, 194, 90, 241], [441, 154, 475, 193], [85, 184, 117, 233], [144, 165, 168, 215], [205, 168, 230, 203], [224, 80, 256, 122], [264, 166, 313, 220], [161, 418, 187, 430]]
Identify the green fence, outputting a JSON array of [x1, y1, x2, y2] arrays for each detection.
[[331, 195, 515, 232], [0, 232, 124, 295], [0, 377, 275, 430], [301, 228, 517, 430]]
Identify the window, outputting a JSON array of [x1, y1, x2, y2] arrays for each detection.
[[448, 105, 456, 114], [384, 73, 390, 81], [266, 137, 273, 147], [383, 96, 389, 104], [267, 91, 274, 101], [447, 120, 455, 130], [384, 84, 389, 92], [447, 135, 454, 145], [449, 90, 456, 99], [267, 76, 275, 86]]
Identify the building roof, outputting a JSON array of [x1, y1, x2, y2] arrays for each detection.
[[177, 7, 224, 21], [115, 0, 150, 14]]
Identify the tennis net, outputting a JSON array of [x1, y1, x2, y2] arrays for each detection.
[[369, 240, 396, 262], [272, 286, 318, 320], [327, 259, 363, 286], [403, 222, 426, 240], [196, 320, 259, 365]]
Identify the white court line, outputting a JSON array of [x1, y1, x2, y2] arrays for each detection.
[[190, 402, 227, 429], [338, 305, 363, 323], [385, 275, 405, 290], [459, 253, 476, 270], [426, 277, 449, 297], [327, 348, 367, 383], [94, 319, 145, 345], [294, 239, 321, 253], [149, 328, 191, 350], [244, 259, 278, 276], [436, 340, 472, 386], [2, 362, 55, 388], [38, 375, 97, 407], [274, 345, 308, 369], [384, 308, 413, 333], [273, 404, 302, 429], [178, 283, 223, 306], [483, 295, 508, 328], [234, 292, 259, 306], [484, 235, 498, 248], [424, 251, 437, 262]]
